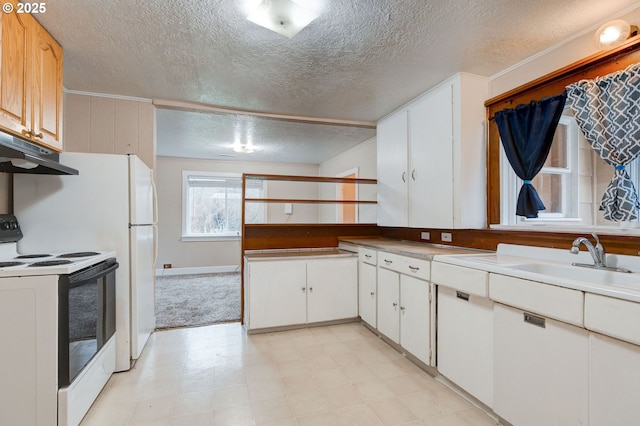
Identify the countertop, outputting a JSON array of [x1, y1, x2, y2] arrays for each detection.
[[338, 236, 486, 260], [432, 244, 640, 303], [244, 248, 357, 261]]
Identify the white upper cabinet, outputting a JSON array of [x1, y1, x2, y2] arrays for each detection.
[[377, 73, 488, 228], [377, 109, 409, 227]]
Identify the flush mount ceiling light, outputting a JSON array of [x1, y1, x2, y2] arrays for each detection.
[[594, 19, 638, 50], [232, 141, 255, 153], [247, 0, 320, 39]]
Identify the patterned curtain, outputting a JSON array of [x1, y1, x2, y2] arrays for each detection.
[[566, 63, 640, 221], [494, 93, 567, 218]]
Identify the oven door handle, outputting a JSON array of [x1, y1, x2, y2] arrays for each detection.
[[65, 260, 119, 288]]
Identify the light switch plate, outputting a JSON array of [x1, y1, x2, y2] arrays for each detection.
[[441, 232, 452, 242], [284, 203, 293, 214], [420, 232, 430, 240]]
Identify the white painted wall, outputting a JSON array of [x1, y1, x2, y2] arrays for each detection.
[[155, 156, 318, 271], [490, 5, 640, 96], [318, 137, 377, 223]]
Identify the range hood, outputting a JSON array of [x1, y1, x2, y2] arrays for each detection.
[[0, 131, 78, 175]]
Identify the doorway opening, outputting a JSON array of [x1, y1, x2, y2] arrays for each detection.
[[336, 167, 359, 224]]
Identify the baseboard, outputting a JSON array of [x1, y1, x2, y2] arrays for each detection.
[[155, 265, 240, 276]]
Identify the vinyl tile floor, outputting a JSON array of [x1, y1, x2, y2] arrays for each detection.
[[81, 322, 499, 426]]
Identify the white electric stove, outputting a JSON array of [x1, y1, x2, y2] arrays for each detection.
[[0, 214, 118, 426]]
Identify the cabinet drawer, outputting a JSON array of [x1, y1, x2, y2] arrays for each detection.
[[585, 293, 640, 345], [378, 251, 430, 280], [489, 273, 583, 326], [358, 247, 377, 265], [431, 262, 488, 297]]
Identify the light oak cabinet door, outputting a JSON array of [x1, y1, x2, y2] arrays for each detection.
[[31, 22, 63, 151], [0, 2, 63, 151], [0, 5, 30, 137], [247, 260, 307, 329]]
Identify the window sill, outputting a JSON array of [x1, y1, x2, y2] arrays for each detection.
[[490, 223, 640, 236], [181, 235, 241, 242]]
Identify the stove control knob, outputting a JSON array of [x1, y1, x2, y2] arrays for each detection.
[[0, 221, 9, 230], [10, 221, 18, 229]]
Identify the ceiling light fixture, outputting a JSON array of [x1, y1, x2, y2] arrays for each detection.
[[247, 0, 320, 39], [232, 139, 255, 153], [594, 19, 638, 50]]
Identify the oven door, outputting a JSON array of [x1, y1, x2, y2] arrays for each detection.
[[58, 258, 118, 388]]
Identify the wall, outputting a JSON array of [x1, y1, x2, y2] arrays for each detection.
[[490, 5, 640, 96], [63, 92, 156, 169], [155, 156, 318, 272], [317, 136, 377, 223]]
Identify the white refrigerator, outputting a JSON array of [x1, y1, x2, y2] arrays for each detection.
[[14, 153, 156, 372]]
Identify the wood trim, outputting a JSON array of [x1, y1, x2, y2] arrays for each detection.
[[379, 227, 640, 256], [244, 173, 377, 184], [244, 224, 380, 251], [245, 198, 377, 204], [486, 36, 640, 225], [153, 98, 376, 129]]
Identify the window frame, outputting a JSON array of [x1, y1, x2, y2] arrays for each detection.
[[486, 36, 640, 235], [500, 115, 581, 225], [181, 171, 265, 241]]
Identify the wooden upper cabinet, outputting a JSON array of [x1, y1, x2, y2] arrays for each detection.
[[0, 1, 63, 151], [31, 22, 63, 150], [0, 6, 30, 137]]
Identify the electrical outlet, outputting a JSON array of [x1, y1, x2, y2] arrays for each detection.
[[420, 232, 430, 240], [284, 203, 293, 214], [163, 263, 172, 269], [441, 232, 452, 242]]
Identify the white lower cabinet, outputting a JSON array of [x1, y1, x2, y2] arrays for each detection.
[[493, 303, 589, 426], [246, 256, 357, 330], [589, 332, 640, 425], [437, 286, 493, 407], [247, 259, 307, 329], [307, 258, 358, 323], [377, 266, 431, 365], [358, 259, 377, 328]]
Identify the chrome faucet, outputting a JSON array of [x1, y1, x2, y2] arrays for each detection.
[[570, 232, 606, 268]]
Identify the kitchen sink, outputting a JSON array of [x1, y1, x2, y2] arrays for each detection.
[[509, 262, 640, 288]]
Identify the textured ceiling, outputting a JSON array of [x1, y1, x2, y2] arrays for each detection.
[[35, 0, 640, 163]]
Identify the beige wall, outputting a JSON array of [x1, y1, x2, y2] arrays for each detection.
[[318, 137, 377, 223], [63, 92, 156, 169], [155, 156, 319, 270]]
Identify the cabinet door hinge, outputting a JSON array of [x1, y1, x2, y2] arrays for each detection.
[[429, 348, 432, 363], [428, 289, 432, 302]]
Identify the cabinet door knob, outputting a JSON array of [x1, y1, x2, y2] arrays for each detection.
[[411, 169, 416, 181], [309, 287, 313, 292], [21, 129, 32, 138], [370, 292, 375, 296], [301, 287, 306, 292], [32, 131, 44, 139], [400, 306, 405, 311], [401, 172, 406, 182], [392, 302, 398, 308]]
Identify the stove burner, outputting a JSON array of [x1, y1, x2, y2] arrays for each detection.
[[15, 254, 51, 259], [0, 261, 24, 267], [29, 260, 73, 267], [58, 251, 100, 258]]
